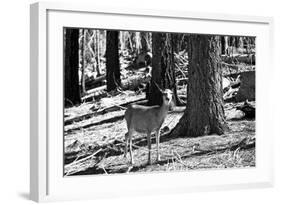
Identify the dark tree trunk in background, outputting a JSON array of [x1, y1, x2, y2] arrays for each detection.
[[180, 34, 190, 51], [95, 30, 101, 76], [147, 32, 181, 106], [64, 28, 81, 106], [170, 35, 227, 138], [221, 36, 226, 55], [106, 30, 121, 91], [234, 36, 240, 48], [172, 33, 181, 53], [81, 29, 87, 95], [140, 32, 149, 52]]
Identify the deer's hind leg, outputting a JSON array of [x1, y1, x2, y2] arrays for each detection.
[[124, 129, 134, 165]]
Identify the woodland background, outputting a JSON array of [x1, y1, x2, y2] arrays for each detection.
[[64, 28, 256, 175]]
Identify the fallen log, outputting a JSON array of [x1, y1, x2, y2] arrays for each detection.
[[65, 148, 102, 168], [236, 100, 255, 119], [221, 62, 255, 75], [65, 96, 146, 126], [65, 113, 125, 134], [82, 74, 150, 102], [85, 75, 106, 90], [221, 54, 255, 65], [221, 62, 255, 70], [86, 85, 106, 95], [64, 148, 104, 176], [121, 73, 150, 90]]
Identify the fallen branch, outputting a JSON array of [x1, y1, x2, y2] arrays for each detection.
[[65, 97, 146, 126], [65, 148, 102, 175], [65, 113, 125, 134], [175, 64, 188, 79], [221, 54, 255, 65]]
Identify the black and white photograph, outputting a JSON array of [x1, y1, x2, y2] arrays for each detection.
[[63, 28, 256, 176]]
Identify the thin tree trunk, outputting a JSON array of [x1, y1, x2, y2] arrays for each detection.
[[234, 36, 239, 48], [135, 32, 141, 55], [106, 30, 121, 91], [128, 32, 133, 51], [95, 30, 101, 76], [172, 33, 181, 53], [140, 32, 149, 52], [170, 35, 227, 137], [81, 29, 87, 95], [64, 28, 81, 106], [225, 36, 229, 55], [221, 36, 226, 55]]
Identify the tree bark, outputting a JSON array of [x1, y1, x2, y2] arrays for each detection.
[[147, 32, 182, 106], [95, 30, 101, 76], [221, 36, 226, 55], [170, 35, 227, 137], [81, 29, 87, 95], [172, 33, 181, 53], [134, 32, 141, 55], [119, 31, 126, 51], [234, 36, 240, 48], [64, 28, 81, 106], [106, 30, 121, 91], [140, 32, 150, 52]]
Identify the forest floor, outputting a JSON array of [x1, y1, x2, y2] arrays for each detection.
[[64, 90, 255, 176]]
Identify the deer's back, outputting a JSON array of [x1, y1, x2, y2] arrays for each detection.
[[125, 104, 165, 133]]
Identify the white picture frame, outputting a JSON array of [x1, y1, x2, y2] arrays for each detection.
[[30, 1, 274, 202]]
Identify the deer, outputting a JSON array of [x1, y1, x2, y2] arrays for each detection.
[[124, 84, 173, 165]]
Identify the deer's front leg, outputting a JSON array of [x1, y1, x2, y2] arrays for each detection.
[[147, 132, 152, 165], [129, 135, 134, 165], [156, 129, 161, 162], [124, 133, 129, 158]]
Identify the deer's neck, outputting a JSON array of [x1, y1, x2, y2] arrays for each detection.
[[159, 103, 170, 118]]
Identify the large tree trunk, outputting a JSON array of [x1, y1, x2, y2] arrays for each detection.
[[147, 32, 181, 106], [64, 28, 81, 106], [105, 30, 121, 91], [170, 35, 227, 137]]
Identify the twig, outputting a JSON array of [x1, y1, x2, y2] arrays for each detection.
[[233, 147, 241, 160], [173, 151, 189, 168], [175, 64, 187, 79], [65, 98, 74, 107], [102, 166, 108, 174], [65, 148, 102, 167], [126, 166, 133, 173], [115, 138, 142, 149]]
